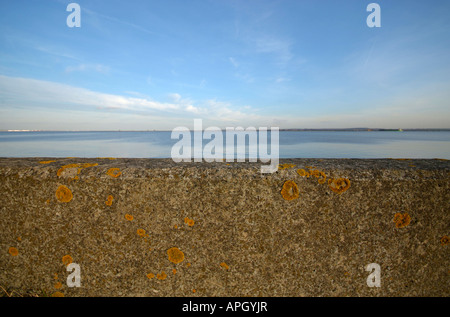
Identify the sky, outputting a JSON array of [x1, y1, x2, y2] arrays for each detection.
[[0, 0, 449, 130]]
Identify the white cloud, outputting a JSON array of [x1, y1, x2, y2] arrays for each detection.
[[0, 75, 265, 129]]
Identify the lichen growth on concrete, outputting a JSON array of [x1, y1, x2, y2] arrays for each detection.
[[8, 247, 18, 257], [125, 214, 133, 221], [55, 185, 73, 203], [167, 247, 185, 264], [393, 212, 412, 228], [184, 217, 195, 227], [440, 235, 449, 246], [281, 180, 300, 200], [106, 168, 122, 178], [62, 255, 73, 266], [105, 195, 114, 206], [328, 178, 351, 194]]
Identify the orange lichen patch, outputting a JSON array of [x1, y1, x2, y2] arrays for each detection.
[[167, 247, 185, 264], [54, 282, 62, 289], [105, 195, 114, 206], [45, 199, 50, 205], [310, 169, 321, 177], [57, 163, 98, 177], [156, 272, 167, 280], [280, 180, 300, 200], [52, 292, 64, 297], [54, 273, 58, 280], [328, 178, 351, 194], [39, 160, 56, 164], [172, 269, 177, 274], [106, 168, 122, 178], [184, 217, 195, 227], [317, 171, 327, 184], [137, 229, 146, 237], [8, 247, 18, 256], [440, 235, 449, 246], [393, 213, 412, 228], [17, 237, 21, 241], [125, 214, 134, 221], [192, 289, 196, 293], [55, 185, 73, 203], [393, 158, 411, 161], [186, 263, 191, 267], [278, 163, 296, 170], [62, 255, 73, 266], [98, 157, 117, 160], [296, 169, 309, 177], [146, 273, 155, 279], [174, 224, 178, 229], [408, 164, 416, 167], [220, 262, 230, 270]]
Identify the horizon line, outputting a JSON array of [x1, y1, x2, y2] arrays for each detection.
[[2, 128, 450, 132]]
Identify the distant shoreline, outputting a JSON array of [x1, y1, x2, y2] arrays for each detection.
[[1, 128, 450, 132]]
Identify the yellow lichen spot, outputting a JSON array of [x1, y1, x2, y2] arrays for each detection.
[[172, 269, 177, 274], [137, 229, 146, 237], [310, 169, 321, 178], [17, 237, 21, 241], [45, 199, 50, 205], [393, 212, 411, 228], [174, 224, 178, 229], [62, 254, 73, 266], [328, 178, 351, 194], [39, 160, 56, 164], [8, 247, 18, 256], [317, 171, 327, 184], [440, 235, 449, 246], [278, 163, 296, 170], [280, 180, 299, 201], [125, 214, 133, 221], [156, 272, 167, 280], [55, 185, 73, 203], [186, 263, 191, 267], [192, 289, 196, 293], [52, 292, 65, 297], [54, 273, 58, 280], [184, 217, 195, 227], [167, 247, 185, 264], [106, 168, 122, 178], [296, 169, 308, 177], [54, 282, 62, 289], [105, 195, 113, 206], [220, 262, 230, 270], [57, 163, 98, 177], [146, 273, 155, 279]]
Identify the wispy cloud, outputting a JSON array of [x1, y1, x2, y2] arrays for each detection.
[[65, 63, 110, 74], [229, 57, 239, 68], [83, 7, 158, 36]]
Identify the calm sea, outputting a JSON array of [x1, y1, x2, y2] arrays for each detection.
[[0, 131, 449, 159]]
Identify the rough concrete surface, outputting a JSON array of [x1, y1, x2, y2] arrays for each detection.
[[0, 158, 448, 297]]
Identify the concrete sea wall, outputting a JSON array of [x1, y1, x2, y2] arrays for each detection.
[[0, 158, 449, 297]]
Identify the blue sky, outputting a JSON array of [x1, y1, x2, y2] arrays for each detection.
[[0, 0, 449, 130]]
